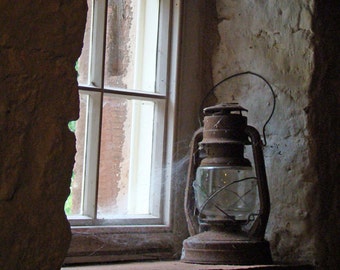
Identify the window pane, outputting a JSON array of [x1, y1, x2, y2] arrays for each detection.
[[104, 0, 159, 92], [97, 94, 155, 218], [77, 0, 93, 85], [66, 94, 89, 216]]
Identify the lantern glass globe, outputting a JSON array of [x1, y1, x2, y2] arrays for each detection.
[[193, 166, 258, 223]]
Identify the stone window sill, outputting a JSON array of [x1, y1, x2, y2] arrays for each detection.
[[62, 261, 314, 270]]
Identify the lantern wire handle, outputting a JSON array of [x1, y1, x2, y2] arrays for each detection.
[[198, 71, 276, 146]]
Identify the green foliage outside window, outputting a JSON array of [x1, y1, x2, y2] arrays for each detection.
[[65, 119, 76, 216]]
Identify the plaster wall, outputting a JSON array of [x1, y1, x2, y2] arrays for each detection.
[[212, 0, 316, 265]]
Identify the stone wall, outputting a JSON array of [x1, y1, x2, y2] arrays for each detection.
[[213, 0, 315, 264], [0, 1, 87, 269], [211, 0, 339, 268]]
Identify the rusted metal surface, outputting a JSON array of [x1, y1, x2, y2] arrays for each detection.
[[182, 231, 272, 265], [182, 103, 272, 265], [245, 126, 270, 239], [184, 128, 203, 236]]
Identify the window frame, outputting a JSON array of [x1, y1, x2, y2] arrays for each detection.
[[65, 0, 184, 264], [68, 0, 170, 225]]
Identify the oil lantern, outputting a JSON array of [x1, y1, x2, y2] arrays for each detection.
[[181, 103, 272, 265]]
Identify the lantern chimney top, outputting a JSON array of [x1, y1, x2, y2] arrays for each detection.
[[203, 103, 248, 116]]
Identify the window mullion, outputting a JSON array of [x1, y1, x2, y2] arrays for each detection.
[[82, 91, 102, 219], [89, 0, 107, 88], [162, 0, 181, 226], [82, 0, 107, 219], [156, 0, 171, 95]]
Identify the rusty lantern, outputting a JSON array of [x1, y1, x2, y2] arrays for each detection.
[[181, 103, 273, 265]]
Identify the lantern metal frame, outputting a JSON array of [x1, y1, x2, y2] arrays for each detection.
[[182, 103, 273, 265]]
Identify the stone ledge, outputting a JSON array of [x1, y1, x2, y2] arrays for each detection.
[[62, 261, 314, 270]]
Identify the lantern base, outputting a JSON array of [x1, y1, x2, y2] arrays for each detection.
[[181, 230, 272, 265]]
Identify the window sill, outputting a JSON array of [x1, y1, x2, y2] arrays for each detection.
[[62, 261, 314, 270]]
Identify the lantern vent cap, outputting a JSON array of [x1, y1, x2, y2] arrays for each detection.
[[204, 103, 248, 116]]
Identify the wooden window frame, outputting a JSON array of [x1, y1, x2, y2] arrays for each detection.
[[64, 0, 185, 264]]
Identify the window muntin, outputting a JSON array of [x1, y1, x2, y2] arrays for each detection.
[[66, 0, 171, 226]]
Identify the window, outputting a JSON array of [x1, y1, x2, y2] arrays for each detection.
[[64, 0, 183, 264]]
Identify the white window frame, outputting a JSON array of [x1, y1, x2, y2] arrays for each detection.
[[65, 0, 183, 264]]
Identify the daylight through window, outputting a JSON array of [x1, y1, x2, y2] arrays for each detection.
[[65, 0, 174, 227]]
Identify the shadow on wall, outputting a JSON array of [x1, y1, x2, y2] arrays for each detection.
[[309, 0, 340, 269]]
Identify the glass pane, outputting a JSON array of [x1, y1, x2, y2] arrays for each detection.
[[65, 94, 89, 216], [104, 0, 159, 92], [97, 94, 155, 218], [77, 0, 93, 85], [194, 167, 258, 222]]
